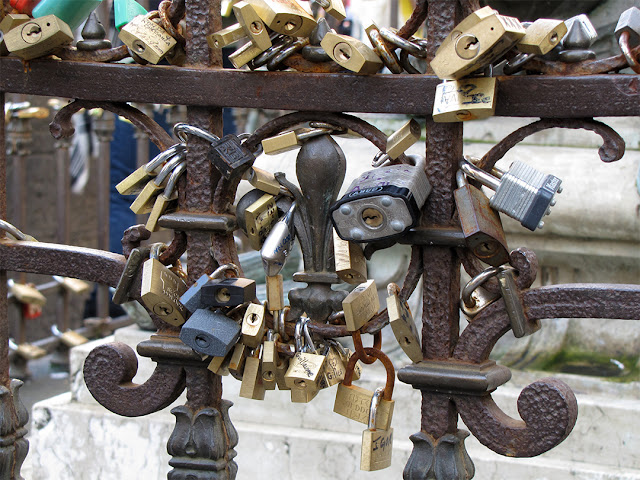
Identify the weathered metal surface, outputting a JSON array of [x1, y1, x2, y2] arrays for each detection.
[[2, 58, 640, 116], [55, 45, 129, 62]]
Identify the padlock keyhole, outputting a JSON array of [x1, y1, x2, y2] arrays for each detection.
[[362, 208, 383, 227], [216, 287, 231, 303]]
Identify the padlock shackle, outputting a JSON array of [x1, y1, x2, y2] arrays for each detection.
[[460, 159, 501, 191], [144, 143, 186, 174], [174, 122, 221, 145], [461, 266, 500, 308], [0, 219, 30, 241], [368, 387, 385, 430], [208, 263, 241, 280]]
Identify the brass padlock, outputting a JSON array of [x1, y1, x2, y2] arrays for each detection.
[[285, 319, 326, 402], [234, 1, 272, 50], [361, 387, 393, 471], [229, 39, 265, 68], [334, 230, 367, 285], [52, 325, 89, 348], [228, 342, 248, 379], [241, 303, 267, 347], [247, 0, 316, 37], [53, 276, 91, 295], [386, 284, 422, 363], [140, 243, 189, 327], [516, 18, 567, 55], [130, 153, 185, 214], [240, 192, 279, 250], [321, 32, 383, 74], [261, 332, 279, 390], [260, 126, 333, 155], [239, 347, 266, 400], [4, 15, 73, 60], [430, 10, 525, 80], [116, 143, 185, 195], [454, 169, 509, 267], [244, 166, 282, 196], [433, 77, 497, 123], [333, 351, 394, 431], [437, 5, 496, 53], [208, 352, 231, 375], [266, 274, 284, 312], [119, 12, 177, 64], [315, 0, 346, 21], [14, 342, 47, 360], [8, 280, 46, 306], [0, 14, 30, 56], [321, 341, 348, 387], [342, 279, 379, 331], [146, 162, 186, 232]]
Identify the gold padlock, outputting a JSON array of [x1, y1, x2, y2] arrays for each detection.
[[360, 387, 393, 471], [321, 32, 383, 74], [0, 14, 30, 55], [285, 351, 325, 402], [130, 153, 185, 214], [386, 119, 421, 159], [334, 231, 367, 285], [516, 18, 567, 55], [386, 284, 422, 363], [437, 5, 496, 53], [9, 280, 46, 306], [140, 243, 189, 327], [4, 15, 73, 60], [321, 341, 348, 387], [247, 0, 316, 37], [234, 1, 272, 50], [433, 77, 497, 123], [119, 12, 177, 64], [261, 130, 301, 155], [228, 342, 248, 379], [15, 342, 47, 360], [239, 347, 266, 400], [244, 167, 282, 195], [266, 274, 284, 312], [208, 353, 231, 375], [244, 193, 279, 250], [116, 144, 185, 196], [146, 162, 185, 232], [53, 276, 91, 295], [342, 279, 379, 331], [241, 303, 267, 347], [315, 0, 346, 21], [261, 334, 279, 390], [60, 330, 89, 348], [430, 10, 525, 80]]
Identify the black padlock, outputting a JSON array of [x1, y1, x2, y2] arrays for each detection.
[[209, 134, 255, 180], [200, 277, 256, 308], [179, 309, 241, 357]]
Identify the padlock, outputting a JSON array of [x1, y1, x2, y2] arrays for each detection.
[[129, 152, 185, 214], [615, 7, 640, 73], [331, 154, 431, 243], [260, 126, 333, 155], [8, 280, 46, 306], [116, 144, 185, 196], [1, 15, 30, 56], [207, 352, 231, 375], [241, 303, 267, 347], [260, 202, 296, 277], [32, 0, 101, 30], [234, 1, 272, 50], [119, 12, 177, 64], [386, 284, 422, 363], [433, 77, 497, 123], [53, 276, 91, 295], [430, 10, 525, 80], [112, 245, 152, 305], [516, 19, 567, 55], [12, 341, 47, 360], [229, 39, 265, 68], [334, 350, 394, 430], [313, 0, 345, 20], [237, 190, 279, 251], [333, 230, 367, 284], [228, 342, 248, 379], [285, 319, 326, 402], [460, 266, 501, 318], [114, 0, 148, 31], [321, 32, 383, 74], [365, 22, 403, 74], [239, 347, 266, 400], [497, 266, 540, 338], [360, 387, 393, 471], [453, 169, 509, 266], [140, 243, 189, 327], [321, 340, 348, 387], [180, 263, 254, 311], [208, 134, 255, 180], [371, 119, 422, 167], [244, 166, 282, 195], [247, 0, 316, 37], [461, 158, 562, 231], [179, 309, 241, 357], [210, 24, 246, 48], [4, 15, 74, 61], [342, 279, 379, 331], [266, 274, 284, 312], [146, 161, 186, 232], [260, 331, 280, 390], [51, 325, 89, 348], [437, 5, 496, 53]]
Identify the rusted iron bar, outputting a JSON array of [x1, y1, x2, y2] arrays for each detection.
[[1, 92, 7, 389], [2, 58, 640, 117], [55, 136, 72, 330]]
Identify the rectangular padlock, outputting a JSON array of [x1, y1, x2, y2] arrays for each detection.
[[321, 32, 383, 74], [386, 119, 421, 160], [10, 282, 46, 306], [387, 292, 422, 363], [15, 343, 47, 360], [260, 338, 278, 390], [285, 352, 325, 402], [516, 18, 567, 55], [334, 230, 367, 284], [244, 167, 282, 195], [209, 134, 255, 180], [333, 383, 394, 430], [247, 0, 316, 37], [200, 277, 257, 308], [228, 343, 248, 378], [244, 193, 278, 250], [239, 350, 266, 400], [4, 15, 73, 60], [55, 276, 91, 295], [179, 309, 241, 357], [322, 343, 348, 387], [433, 77, 497, 123], [59, 330, 89, 348], [266, 274, 284, 312], [229, 39, 265, 68], [119, 13, 177, 64], [361, 427, 393, 471], [342, 279, 379, 331], [241, 303, 267, 347], [140, 258, 189, 326]]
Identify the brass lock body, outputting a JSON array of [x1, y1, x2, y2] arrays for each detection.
[[333, 231, 367, 284], [244, 167, 282, 195], [517, 18, 567, 55], [247, 0, 316, 37], [241, 303, 267, 347], [342, 279, 379, 331], [284, 351, 326, 401], [140, 257, 189, 326], [261, 339, 278, 390], [334, 383, 394, 431], [266, 274, 284, 312], [10, 282, 46, 306], [237, 191, 279, 251], [387, 290, 422, 363], [433, 77, 497, 123], [0, 14, 30, 56], [239, 350, 266, 400], [321, 32, 383, 74], [361, 387, 393, 471], [119, 13, 177, 64], [4, 15, 73, 60], [430, 12, 525, 80]]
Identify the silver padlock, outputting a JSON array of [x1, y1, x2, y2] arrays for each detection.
[[260, 202, 296, 277], [461, 158, 562, 231], [331, 154, 432, 243], [179, 309, 241, 357]]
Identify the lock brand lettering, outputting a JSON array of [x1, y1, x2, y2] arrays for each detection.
[[347, 186, 383, 197]]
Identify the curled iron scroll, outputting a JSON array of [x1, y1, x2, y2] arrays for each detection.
[[451, 283, 640, 457]]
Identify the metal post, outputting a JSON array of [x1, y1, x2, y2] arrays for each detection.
[[55, 136, 72, 330]]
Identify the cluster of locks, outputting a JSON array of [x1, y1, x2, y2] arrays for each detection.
[[111, 109, 565, 469]]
